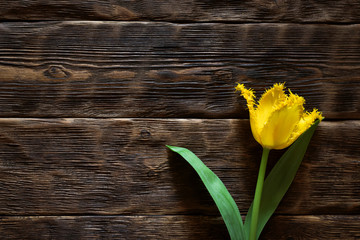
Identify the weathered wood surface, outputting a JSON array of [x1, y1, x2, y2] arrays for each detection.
[[1, 0, 360, 23], [1, 2, 359, 238], [0, 118, 358, 216], [0, 22, 359, 119], [0, 215, 359, 240]]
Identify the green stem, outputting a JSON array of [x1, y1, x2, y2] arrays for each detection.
[[249, 147, 270, 240]]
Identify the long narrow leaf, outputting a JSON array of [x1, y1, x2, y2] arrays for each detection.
[[167, 145, 245, 240], [244, 120, 320, 239]]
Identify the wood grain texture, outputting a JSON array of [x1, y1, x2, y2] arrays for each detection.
[[0, 215, 359, 240], [1, 1, 358, 239], [262, 215, 360, 240], [0, 22, 359, 119], [0, 0, 360, 23], [0, 118, 358, 216]]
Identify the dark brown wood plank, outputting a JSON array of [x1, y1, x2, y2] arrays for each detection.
[[262, 215, 360, 240], [0, 119, 358, 215], [0, 0, 360, 23], [0, 215, 359, 240], [0, 22, 359, 119]]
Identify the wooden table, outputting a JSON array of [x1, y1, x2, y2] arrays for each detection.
[[0, 1, 359, 239]]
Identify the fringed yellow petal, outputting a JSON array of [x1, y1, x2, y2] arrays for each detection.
[[235, 83, 256, 111], [249, 114, 262, 146], [286, 90, 305, 112], [256, 83, 287, 130], [258, 83, 286, 107], [235, 84, 262, 145], [259, 97, 303, 149], [286, 108, 324, 147]]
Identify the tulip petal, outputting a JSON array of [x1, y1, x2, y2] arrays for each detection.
[[260, 101, 303, 150], [236, 84, 262, 145], [256, 83, 287, 130], [235, 84, 256, 112], [286, 108, 324, 147], [249, 115, 262, 146]]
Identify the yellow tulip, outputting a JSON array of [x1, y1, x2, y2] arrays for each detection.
[[235, 83, 323, 150]]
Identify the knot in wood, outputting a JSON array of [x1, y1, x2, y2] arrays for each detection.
[[44, 65, 70, 80], [213, 69, 233, 82], [140, 129, 151, 139]]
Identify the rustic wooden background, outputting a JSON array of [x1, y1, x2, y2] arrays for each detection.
[[0, 1, 359, 239]]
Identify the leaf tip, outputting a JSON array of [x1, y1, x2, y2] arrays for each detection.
[[166, 145, 176, 151]]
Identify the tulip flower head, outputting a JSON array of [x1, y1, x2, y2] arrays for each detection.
[[236, 83, 323, 150]]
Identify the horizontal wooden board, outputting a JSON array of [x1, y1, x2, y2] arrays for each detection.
[[0, 119, 358, 216], [262, 215, 360, 240], [0, 0, 360, 23], [0, 215, 359, 240], [0, 22, 359, 119]]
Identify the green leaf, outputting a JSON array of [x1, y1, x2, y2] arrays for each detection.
[[167, 145, 245, 240], [244, 120, 320, 239]]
